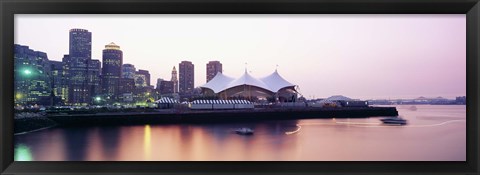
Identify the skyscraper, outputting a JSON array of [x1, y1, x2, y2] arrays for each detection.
[[133, 69, 152, 103], [101, 42, 123, 100], [135, 69, 151, 87], [69, 29, 91, 59], [179, 61, 194, 95], [156, 78, 174, 95], [65, 28, 92, 105], [122, 64, 136, 79], [14, 44, 51, 105], [87, 59, 101, 98], [156, 78, 164, 92], [171, 66, 178, 94], [119, 63, 136, 98], [118, 78, 135, 95], [49, 60, 67, 103], [206, 61, 222, 83]]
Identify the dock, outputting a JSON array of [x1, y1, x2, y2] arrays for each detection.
[[47, 107, 398, 126]]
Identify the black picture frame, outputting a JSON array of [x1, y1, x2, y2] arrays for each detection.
[[1, 0, 479, 174]]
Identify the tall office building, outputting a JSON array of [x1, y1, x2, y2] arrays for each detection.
[[171, 66, 178, 93], [14, 44, 52, 105], [133, 69, 152, 103], [118, 78, 135, 95], [122, 64, 136, 79], [156, 78, 164, 91], [206, 61, 222, 83], [65, 28, 92, 105], [156, 78, 174, 95], [61, 55, 71, 103], [69, 29, 91, 59], [119, 63, 136, 97], [179, 61, 194, 95], [135, 69, 151, 87], [101, 42, 123, 100], [87, 59, 101, 98], [49, 60, 67, 103]]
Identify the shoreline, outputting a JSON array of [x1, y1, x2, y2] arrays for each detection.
[[47, 107, 398, 126], [14, 117, 58, 134], [14, 125, 57, 136], [14, 107, 398, 134]]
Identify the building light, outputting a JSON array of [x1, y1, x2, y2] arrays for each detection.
[[23, 69, 32, 75]]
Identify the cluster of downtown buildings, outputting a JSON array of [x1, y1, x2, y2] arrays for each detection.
[[14, 28, 223, 107]]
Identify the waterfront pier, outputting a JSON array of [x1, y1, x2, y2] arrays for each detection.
[[46, 107, 398, 126]]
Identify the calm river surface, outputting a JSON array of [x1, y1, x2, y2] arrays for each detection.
[[14, 105, 466, 161]]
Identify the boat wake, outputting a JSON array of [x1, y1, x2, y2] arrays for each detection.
[[284, 119, 466, 135], [285, 125, 302, 135], [346, 120, 465, 128]]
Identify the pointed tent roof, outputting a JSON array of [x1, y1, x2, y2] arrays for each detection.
[[224, 70, 270, 91], [200, 69, 296, 93], [260, 70, 295, 92], [200, 72, 235, 93]]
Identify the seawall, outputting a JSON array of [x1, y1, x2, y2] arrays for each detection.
[[14, 117, 57, 134], [47, 107, 398, 126]]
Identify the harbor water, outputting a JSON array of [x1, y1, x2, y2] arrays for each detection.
[[14, 105, 466, 161]]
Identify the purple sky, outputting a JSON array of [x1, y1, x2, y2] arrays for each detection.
[[15, 14, 466, 100]]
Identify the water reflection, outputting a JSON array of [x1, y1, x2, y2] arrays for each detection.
[[62, 128, 88, 160], [14, 144, 32, 161], [143, 125, 151, 160], [14, 105, 466, 161]]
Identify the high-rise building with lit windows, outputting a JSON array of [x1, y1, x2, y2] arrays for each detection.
[[87, 59, 102, 98], [119, 63, 136, 96], [122, 64, 136, 79], [179, 61, 194, 95], [65, 28, 95, 105], [135, 69, 151, 87], [14, 44, 51, 105], [50, 60, 67, 103], [156, 78, 174, 95], [206, 61, 222, 83], [69, 28, 91, 59], [101, 42, 123, 100]]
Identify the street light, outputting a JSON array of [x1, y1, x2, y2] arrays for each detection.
[[95, 97, 101, 102]]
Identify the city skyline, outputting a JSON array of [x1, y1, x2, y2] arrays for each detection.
[[15, 14, 466, 99]]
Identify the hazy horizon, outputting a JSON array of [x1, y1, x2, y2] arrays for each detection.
[[15, 14, 466, 100]]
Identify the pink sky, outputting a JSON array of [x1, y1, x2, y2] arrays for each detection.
[[15, 14, 466, 100]]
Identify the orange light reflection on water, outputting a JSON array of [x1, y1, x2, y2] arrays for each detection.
[[143, 125, 152, 160]]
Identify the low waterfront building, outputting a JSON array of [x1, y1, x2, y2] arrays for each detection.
[[189, 99, 254, 110], [309, 95, 368, 108], [456, 96, 466, 105], [155, 97, 179, 109]]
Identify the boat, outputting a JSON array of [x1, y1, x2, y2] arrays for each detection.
[[380, 117, 407, 125], [235, 127, 254, 135]]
